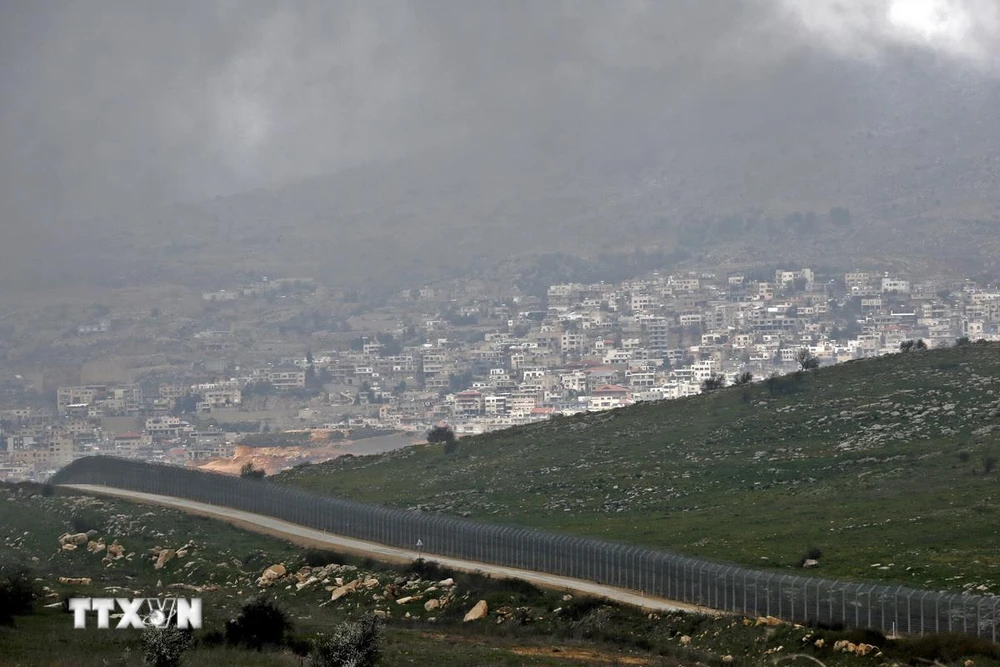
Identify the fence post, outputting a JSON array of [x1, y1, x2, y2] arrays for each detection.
[[765, 574, 774, 617], [990, 597, 1000, 644]]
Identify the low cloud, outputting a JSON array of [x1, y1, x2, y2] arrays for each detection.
[[772, 0, 1000, 67]]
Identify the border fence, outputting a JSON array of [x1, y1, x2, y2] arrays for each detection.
[[51, 456, 999, 640]]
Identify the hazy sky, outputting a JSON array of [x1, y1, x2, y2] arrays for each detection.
[[1, 0, 998, 227]]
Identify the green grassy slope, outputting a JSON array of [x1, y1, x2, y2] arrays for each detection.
[[279, 343, 1000, 592]]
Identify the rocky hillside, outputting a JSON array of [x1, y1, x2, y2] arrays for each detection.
[[280, 343, 1000, 592]]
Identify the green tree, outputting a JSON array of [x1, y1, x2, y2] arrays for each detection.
[[734, 371, 754, 386], [797, 349, 820, 370], [308, 611, 383, 667], [171, 394, 202, 415], [700, 374, 726, 392], [427, 425, 457, 447], [240, 463, 266, 480], [141, 626, 193, 667], [225, 596, 291, 650]]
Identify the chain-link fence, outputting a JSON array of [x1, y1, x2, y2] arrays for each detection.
[[51, 456, 999, 639]]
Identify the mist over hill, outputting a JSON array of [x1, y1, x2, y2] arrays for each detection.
[[2, 1, 999, 295]]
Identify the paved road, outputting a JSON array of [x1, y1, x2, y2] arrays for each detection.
[[63, 484, 710, 615]]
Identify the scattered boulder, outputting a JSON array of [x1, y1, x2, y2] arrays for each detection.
[[721, 656, 734, 664], [396, 595, 422, 605], [855, 643, 877, 656], [834, 640, 857, 653], [61, 543, 78, 551], [107, 542, 125, 559], [154, 549, 176, 570], [59, 533, 89, 547], [256, 563, 286, 587], [58, 577, 92, 586], [167, 583, 220, 593], [330, 579, 360, 601], [755, 616, 783, 627], [679, 635, 692, 646], [362, 577, 379, 589], [296, 577, 320, 592], [463, 600, 488, 622], [802, 559, 820, 569], [438, 578, 454, 587], [424, 599, 441, 612], [87, 541, 105, 554]]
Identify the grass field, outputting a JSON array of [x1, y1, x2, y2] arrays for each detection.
[[278, 343, 1000, 593]]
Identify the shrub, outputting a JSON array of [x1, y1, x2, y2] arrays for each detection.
[[199, 629, 225, 647], [557, 597, 607, 623], [286, 633, 313, 657], [70, 511, 102, 534], [302, 548, 349, 567], [798, 546, 823, 566], [308, 612, 383, 667], [0, 562, 37, 625], [427, 425, 456, 446], [240, 463, 266, 479], [225, 595, 291, 650], [889, 632, 1000, 663], [408, 558, 451, 582], [40, 484, 55, 497], [140, 626, 193, 667]]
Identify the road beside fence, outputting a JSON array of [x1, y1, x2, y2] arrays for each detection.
[[63, 483, 706, 614]]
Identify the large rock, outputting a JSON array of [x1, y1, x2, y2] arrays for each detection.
[[107, 542, 125, 559], [802, 559, 819, 569], [154, 549, 176, 570], [296, 576, 320, 591], [330, 579, 360, 601], [87, 541, 106, 554], [59, 533, 89, 546], [257, 563, 287, 587], [58, 577, 92, 585], [463, 600, 488, 622], [855, 643, 877, 656], [61, 543, 78, 551], [755, 616, 783, 627], [424, 599, 441, 612], [395, 595, 422, 605]]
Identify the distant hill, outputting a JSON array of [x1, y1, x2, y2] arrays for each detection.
[[278, 343, 1000, 592], [5, 49, 1000, 298]]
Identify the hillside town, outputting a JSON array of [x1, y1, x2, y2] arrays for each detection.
[[2, 267, 998, 482]]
